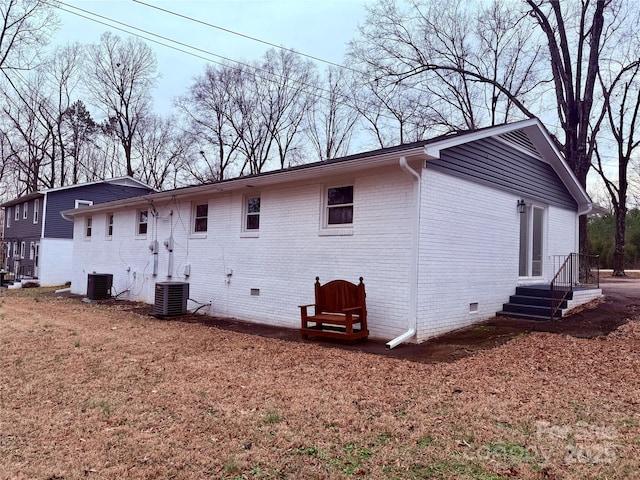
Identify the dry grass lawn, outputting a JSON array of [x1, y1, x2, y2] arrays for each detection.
[[1, 287, 639, 479]]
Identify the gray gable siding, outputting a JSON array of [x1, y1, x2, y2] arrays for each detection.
[[44, 184, 151, 239], [3, 198, 43, 241], [426, 137, 577, 210]]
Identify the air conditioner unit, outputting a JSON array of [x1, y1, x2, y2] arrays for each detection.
[[154, 281, 189, 317], [87, 273, 113, 300]]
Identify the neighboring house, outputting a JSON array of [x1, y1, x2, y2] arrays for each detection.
[[1, 177, 154, 286], [62, 119, 601, 345]]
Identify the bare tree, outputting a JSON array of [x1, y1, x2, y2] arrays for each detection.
[[0, 0, 58, 74], [177, 64, 243, 182], [306, 66, 359, 160], [134, 114, 188, 190], [62, 99, 98, 184], [85, 31, 158, 177], [349, 0, 638, 252], [592, 51, 640, 275]]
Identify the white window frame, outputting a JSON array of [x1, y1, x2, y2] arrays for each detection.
[[23, 202, 27, 220], [6, 242, 11, 258], [241, 195, 260, 237], [75, 199, 93, 209], [106, 213, 114, 238], [29, 241, 34, 260], [20, 241, 25, 259], [33, 198, 39, 224], [6, 208, 10, 227], [13, 241, 18, 257], [320, 184, 354, 236], [85, 216, 93, 238], [137, 209, 149, 236], [14, 205, 19, 221], [193, 203, 208, 234]]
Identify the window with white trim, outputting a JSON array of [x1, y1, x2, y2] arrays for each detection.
[[325, 185, 354, 226], [137, 210, 148, 236], [20, 241, 25, 259], [6, 242, 11, 258], [29, 242, 34, 260], [14, 205, 19, 221], [245, 196, 260, 231], [13, 242, 18, 257], [85, 216, 93, 238], [75, 199, 93, 209], [193, 203, 208, 233], [33, 199, 39, 224], [106, 213, 114, 237], [23, 202, 27, 219], [6, 208, 10, 227]]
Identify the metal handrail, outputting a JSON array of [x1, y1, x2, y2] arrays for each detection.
[[550, 253, 599, 319]]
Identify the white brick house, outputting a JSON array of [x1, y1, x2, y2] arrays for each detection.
[[63, 119, 594, 346]]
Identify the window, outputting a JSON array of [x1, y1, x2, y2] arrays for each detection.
[[33, 199, 39, 224], [75, 200, 93, 209], [85, 216, 93, 238], [6, 208, 10, 227], [14, 205, 19, 221], [23, 202, 27, 219], [326, 185, 353, 225], [137, 210, 148, 235], [6, 242, 11, 258], [106, 213, 114, 237], [193, 203, 208, 233], [13, 242, 18, 257], [245, 196, 260, 230], [29, 242, 34, 260], [20, 241, 25, 259]]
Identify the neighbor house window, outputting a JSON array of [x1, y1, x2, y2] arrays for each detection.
[[29, 242, 34, 260], [106, 213, 114, 237], [75, 200, 93, 209], [137, 210, 148, 235], [23, 202, 27, 219], [245, 196, 260, 230], [20, 241, 25, 259], [14, 205, 19, 221], [326, 185, 354, 225], [6, 208, 10, 227], [193, 203, 208, 233], [85, 216, 92, 238], [33, 199, 39, 224], [13, 242, 18, 257], [6, 242, 11, 258]]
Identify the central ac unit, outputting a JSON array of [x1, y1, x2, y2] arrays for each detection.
[[87, 273, 113, 300], [154, 281, 189, 317]]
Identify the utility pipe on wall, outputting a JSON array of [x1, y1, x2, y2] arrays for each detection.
[[386, 156, 421, 349]]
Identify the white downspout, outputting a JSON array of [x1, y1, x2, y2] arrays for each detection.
[[386, 156, 421, 349]]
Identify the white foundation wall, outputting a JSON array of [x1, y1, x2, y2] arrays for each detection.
[[39, 238, 73, 286], [70, 167, 416, 341]]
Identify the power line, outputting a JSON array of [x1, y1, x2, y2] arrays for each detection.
[[132, 0, 352, 73]]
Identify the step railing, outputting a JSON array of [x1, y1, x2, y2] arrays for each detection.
[[550, 253, 599, 319]]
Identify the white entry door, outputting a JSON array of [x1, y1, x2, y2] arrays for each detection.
[[519, 205, 544, 278]]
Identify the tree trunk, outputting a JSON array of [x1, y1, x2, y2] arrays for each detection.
[[612, 203, 627, 277]]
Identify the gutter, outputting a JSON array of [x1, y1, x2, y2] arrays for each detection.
[[386, 156, 421, 349]]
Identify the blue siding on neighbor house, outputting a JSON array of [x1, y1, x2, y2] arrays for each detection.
[[3, 196, 44, 241], [427, 137, 578, 210], [44, 184, 151, 239]]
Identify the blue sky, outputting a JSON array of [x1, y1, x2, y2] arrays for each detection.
[[51, 0, 369, 113]]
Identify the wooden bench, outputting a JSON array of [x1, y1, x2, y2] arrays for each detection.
[[300, 276, 368, 342]]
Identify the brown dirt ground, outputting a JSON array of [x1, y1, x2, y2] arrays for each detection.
[[0, 275, 639, 479]]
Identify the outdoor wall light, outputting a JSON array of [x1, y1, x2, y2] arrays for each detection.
[[517, 199, 526, 214]]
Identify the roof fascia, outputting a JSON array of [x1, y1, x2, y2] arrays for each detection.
[[61, 146, 427, 220]]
